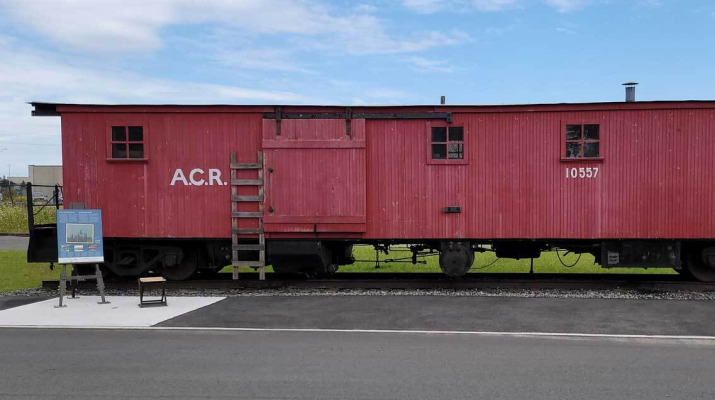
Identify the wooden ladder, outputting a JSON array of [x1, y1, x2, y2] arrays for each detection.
[[230, 151, 265, 280]]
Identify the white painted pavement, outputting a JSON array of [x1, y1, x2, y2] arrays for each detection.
[[0, 296, 224, 327]]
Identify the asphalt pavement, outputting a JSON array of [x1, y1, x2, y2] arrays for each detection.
[[0, 328, 713, 400], [158, 295, 715, 336], [0, 235, 28, 251]]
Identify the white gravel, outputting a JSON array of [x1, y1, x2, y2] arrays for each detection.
[[4, 286, 715, 300]]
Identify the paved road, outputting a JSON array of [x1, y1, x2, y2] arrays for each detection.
[[0, 235, 28, 251], [159, 296, 715, 336], [0, 328, 713, 400]]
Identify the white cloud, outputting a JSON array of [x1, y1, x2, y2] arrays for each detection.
[[402, 0, 446, 14], [403, 0, 517, 13], [406, 56, 455, 73], [0, 0, 468, 56], [546, 0, 587, 12], [472, 0, 519, 11], [212, 47, 314, 73]]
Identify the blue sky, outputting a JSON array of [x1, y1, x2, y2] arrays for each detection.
[[0, 0, 713, 177]]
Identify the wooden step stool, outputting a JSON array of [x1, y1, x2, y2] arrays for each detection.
[[138, 277, 167, 307]]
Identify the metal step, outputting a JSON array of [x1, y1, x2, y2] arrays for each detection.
[[232, 244, 265, 251], [231, 212, 262, 218], [231, 195, 263, 202], [231, 179, 263, 186], [230, 163, 262, 169], [232, 228, 263, 234], [232, 261, 266, 267]]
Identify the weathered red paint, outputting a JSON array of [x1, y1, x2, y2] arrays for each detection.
[[53, 101, 715, 240]]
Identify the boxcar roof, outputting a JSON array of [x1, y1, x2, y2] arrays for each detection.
[[30, 100, 715, 116]]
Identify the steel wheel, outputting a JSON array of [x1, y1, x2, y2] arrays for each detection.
[[161, 250, 198, 281], [685, 247, 715, 283]]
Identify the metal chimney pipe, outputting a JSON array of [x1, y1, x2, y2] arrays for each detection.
[[440, 95, 446, 105], [623, 82, 638, 102]]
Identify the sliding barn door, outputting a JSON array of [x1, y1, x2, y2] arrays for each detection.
[[262, 118, 366, 234]]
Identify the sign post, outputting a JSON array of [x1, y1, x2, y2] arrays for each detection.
[[56, 209, 110, 308]]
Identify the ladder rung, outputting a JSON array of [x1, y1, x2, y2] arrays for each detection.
[[232, 195, 263, 202], [232, 212, 262, 218], [232, 244, 265, 251], [232, 228, 263, 234], [231, 163, 262, 169], [232, 261, 266, 267], [231, 179, 263, 186]]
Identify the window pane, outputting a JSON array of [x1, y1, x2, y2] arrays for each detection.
[[112, 143, 127, 158], [128, 126, 143, 141], [431, 127, 447, 142], [448, 127, 463, 142], [584, 142, 599, 157], [448, 143, 463, 159], [566, 125, 581, 140], [432, 144, 447, 159], [565, 142, 582, 158], [128, 143, 144, 158], [584, 124, 599, 140], [111, 126, 126, 141]]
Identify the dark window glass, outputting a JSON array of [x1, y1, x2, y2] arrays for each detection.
[[448, 127, 463, 142], [584, 124, 599, 140], [584, 142, 599, 157], [431, 127, 447, 142], [448, 143, 463, 159], [112, 143, 127, 158], [128, 126, 143, 141], [566, 125, 581, 140], [128, 143, 144, 159], [111, 126, 126, 141], [432, 144, 447, 159], [566, 142, 582, 158]]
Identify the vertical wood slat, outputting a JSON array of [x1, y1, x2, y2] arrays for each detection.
[[231, 150, 265, 281]]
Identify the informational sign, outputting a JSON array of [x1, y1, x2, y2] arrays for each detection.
[[57, 209, 104, 264]]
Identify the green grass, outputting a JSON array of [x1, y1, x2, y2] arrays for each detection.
[[0, 203, 57, 234], [342, 245, 676, 275], [220, 245, 677, 275], [0, 251, 61, 293]]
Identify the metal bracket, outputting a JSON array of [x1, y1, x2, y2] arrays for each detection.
[[345, 107, 353, 138], [263, 111, 452, 122], [275, 106, 282, 136]]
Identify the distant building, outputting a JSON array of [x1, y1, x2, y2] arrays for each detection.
[[9, 165, 62, 200]]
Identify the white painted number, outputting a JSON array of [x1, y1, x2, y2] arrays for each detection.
[[565, 167, 599, 179]]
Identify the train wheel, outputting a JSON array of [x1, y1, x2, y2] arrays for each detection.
[[439, 242, 473, 277], [685, 247, 715, 283], [161, 250, 198, 281]]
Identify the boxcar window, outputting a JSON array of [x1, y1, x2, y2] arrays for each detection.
[[111, 126, 144, 159], [431, 126, 464, 160], [565, 124, 599, 158]]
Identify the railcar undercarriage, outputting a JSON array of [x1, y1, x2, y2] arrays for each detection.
[[29, 237, 712, 283]]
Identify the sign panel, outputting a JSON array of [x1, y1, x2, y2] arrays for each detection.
[[57, 209, 104, 264]]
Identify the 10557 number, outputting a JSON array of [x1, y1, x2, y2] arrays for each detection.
[[565, 167, 599, 179]]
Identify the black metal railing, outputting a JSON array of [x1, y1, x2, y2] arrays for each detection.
[[24, 182, 63, 233]]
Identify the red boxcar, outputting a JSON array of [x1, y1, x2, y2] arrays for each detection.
[[28, 101, 715, 281]]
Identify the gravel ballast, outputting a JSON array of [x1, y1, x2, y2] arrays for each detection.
[[4, 286, 715, 300]]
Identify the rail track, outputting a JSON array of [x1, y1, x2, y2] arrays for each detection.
[[42, 273, 715, 292]]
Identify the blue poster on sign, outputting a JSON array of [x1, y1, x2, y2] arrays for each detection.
[[57, 209, 104, 264]]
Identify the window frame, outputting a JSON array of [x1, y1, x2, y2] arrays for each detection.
[[560, 120, 603, 163], [427, 123, 468, 165], [105, 120, 149, 163]]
